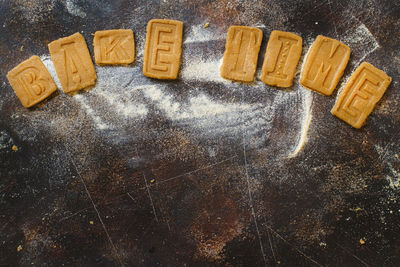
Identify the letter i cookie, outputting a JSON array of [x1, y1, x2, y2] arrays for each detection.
[[261, 30, 302, 87]]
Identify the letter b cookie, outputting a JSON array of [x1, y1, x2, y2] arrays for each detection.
[[7, 56, 57, 108]]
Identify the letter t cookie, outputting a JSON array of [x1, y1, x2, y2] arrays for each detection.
[[220, 26, 263, 82]]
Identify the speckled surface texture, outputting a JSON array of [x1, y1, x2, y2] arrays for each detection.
[[1, 0, 400, 266]]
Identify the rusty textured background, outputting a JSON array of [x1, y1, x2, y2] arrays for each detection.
[[1, 0, 400, 266]]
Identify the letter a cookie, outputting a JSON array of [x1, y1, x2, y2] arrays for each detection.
[[48, 32, 97, 93]]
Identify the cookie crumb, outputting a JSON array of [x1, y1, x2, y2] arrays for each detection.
[[17, 245, 22, 252], [20, 46, 24, 52], [150, 179, 155, 184], [12, 145, 18, 151], [89, 221, 94, 225], [203, 22, 210, 28], [360, 239, 366, 245]]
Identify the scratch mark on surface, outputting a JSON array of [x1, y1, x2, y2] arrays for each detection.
[[64, 144, 124, 267], [288, 90, 313, 158], [335, 242, 370, 266], [127, 192, 135, 202], [152, 155, 238, 186], [59, 207, 92, 222], [143, 173, 159, 222], [303, 0, 329, 16], [1, 221, 10, 232], [266, 227, 277, 263], [242, 134, 268, 266], [63, 155, 240, 224], [328, 0, 339, 38], [266, 225, 323, 266]]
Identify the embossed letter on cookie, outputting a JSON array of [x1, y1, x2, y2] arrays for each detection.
[[7, 56, 57, 108], [143, 19, 183, 80], [48, 32, 96, 93], [94, 29, 135, 65], [300, 35, 351, 95], [331, 62, 392, 129], [220, 26, 263, 82], [261, 30, 302, 87]]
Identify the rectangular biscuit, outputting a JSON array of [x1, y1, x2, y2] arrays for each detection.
[[48, 32, 96, 93], [331, 62, 392, 129], [143, 19, 183, 79], [300, 35, 351, 95], [94, 29, 135, 65], [220, 26, 263, 82], [261, 30, 302, 87], [7, 56, 57, 108]]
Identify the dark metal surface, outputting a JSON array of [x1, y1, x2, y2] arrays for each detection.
[[1, 0, 400, 266]]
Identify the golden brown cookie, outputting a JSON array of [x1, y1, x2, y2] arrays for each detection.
[[143, 19, 183, 79], [331, 62, 392, 129], [7, 56, 57, 108], [94, 29, 135, 65], [261, 30, 302, 87], [48, 32, 96, 93], [220, 26, 263, 82], [300, 35, 351, 95]]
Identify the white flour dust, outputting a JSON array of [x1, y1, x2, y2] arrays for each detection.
[[184, 24, 225, 44], [64, 0, 87, 18], [181, 58, 227, 84], [287, 89, 313, 158], [341, 22, 379, 65], [375, 145, 400, 189], [74, 94, 109, 130]]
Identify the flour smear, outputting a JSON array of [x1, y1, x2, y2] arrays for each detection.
[[39, 19, 382, 157]]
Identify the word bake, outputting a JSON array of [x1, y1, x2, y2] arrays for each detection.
[[7, 20, 392, 129]]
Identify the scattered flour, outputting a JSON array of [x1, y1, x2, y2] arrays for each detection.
[[64, 0, 87, 18], [141, 85, 257, 122], [375, 145, 400, 189], [184, 24, 225, 44], [74, 94, 109, 130], [341, 22, 380, 65], [13, 0, 55, 24], [40, 55, 62, 88], [37, 18, 382, 157], [182, 58, 228, 84], [287, 89, 313, 158]]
